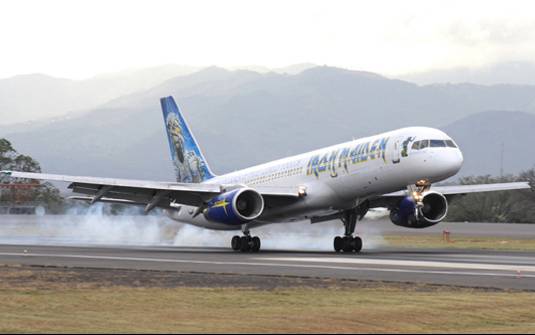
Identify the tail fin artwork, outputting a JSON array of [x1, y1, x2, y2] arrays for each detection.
[[160, 96, 216, 183]]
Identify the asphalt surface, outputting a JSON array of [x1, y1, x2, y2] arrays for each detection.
[[1, 244, 535, 290], [1, 215, 535, 290]]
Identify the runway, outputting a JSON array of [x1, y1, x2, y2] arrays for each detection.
[[1, 244, 535, 290], [1, 215, 535, 290]]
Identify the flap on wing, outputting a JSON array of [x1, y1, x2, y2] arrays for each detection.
[[68, 196, 148, 206]]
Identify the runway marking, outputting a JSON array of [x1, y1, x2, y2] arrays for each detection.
[[0, 252, 534, 279], [259, 257, 535, 273]]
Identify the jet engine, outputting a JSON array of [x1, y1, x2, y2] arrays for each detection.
[[389, 191, 448, 228], [204, 188, 264, 225]]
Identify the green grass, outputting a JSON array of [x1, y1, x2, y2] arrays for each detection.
[[384, 234, 535, 251], [1, 283, 535, 333]]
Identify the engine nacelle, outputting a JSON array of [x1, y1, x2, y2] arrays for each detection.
[[389, 191, 448, 228], [204, 188, 264, 225]]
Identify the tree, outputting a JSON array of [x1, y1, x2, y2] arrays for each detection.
[[446, 169, 535, 223], [0, 138, 64, 213]]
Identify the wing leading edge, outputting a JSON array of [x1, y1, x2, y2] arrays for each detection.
[[382, 182, 532, 197], [368, 181, 533, 210]]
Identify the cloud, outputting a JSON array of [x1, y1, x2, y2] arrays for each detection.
[[445, 19, 535, 47], [1, 0, 535, 78]]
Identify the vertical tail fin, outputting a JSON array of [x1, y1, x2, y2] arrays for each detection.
[[160, 96, 216, 183]]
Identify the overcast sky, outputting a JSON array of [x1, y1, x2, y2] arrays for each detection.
[[1, 0, 534, 79]]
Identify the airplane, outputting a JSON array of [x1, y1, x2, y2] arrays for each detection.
[[2, 96, 532, 253]]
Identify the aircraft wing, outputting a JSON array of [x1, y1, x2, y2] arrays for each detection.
[[312, 181, 533, 224], [382, 182, 532, 197], [0, 171, 301, 211], [370, 181, 533, 209]]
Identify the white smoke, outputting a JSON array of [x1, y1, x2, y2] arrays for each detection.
[[171, 219, 388, 251], [173, 224, 234, 248], [0, 204, 178, 246], [54, 204, 174, 245], [0, 203, 389, 251], [259, 220, 387, 251]]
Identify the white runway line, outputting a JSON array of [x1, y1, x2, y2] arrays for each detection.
[[0, 252, 534, 279], [259, 257, 535, 273]]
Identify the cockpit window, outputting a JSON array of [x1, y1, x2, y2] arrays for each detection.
[[430, 140, 446, 147], [445, 140, 457, 148], [412, 139, 457, 150], [411, 140, 429, 150], [420, 140, 429, 149]]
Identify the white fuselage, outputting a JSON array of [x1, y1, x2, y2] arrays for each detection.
[[166, 127, 464, 230]]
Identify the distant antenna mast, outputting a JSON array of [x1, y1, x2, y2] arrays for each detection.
[[500, 141, 504, 179]]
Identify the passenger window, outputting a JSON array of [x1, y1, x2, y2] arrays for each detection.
[[430, 140, 446, 147]]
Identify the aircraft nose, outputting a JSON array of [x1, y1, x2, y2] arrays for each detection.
[[428, 147, 463, 180], [452, 148, 464, 173], [441, 148, 463, 176]]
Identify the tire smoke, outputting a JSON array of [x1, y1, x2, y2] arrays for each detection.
[[0, 204, 389, 251]]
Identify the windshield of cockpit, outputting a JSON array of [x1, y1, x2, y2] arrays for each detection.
[[411, 139, 457, 150]]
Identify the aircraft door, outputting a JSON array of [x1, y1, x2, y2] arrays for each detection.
[[391, 137, 402, 164]]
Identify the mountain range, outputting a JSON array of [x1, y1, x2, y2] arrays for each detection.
[[400, 61, 535, 86], [0, 63, 317, 126], [0, 65, 199, 125]]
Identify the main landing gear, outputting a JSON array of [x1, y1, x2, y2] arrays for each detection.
[[333, 203, 368, 253], [231, 225, 261, 252]]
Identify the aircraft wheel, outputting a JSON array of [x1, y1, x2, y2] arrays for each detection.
[[231, 235, 241, 251], [251, 236, 261, 252], [342, 236, 354, 253], [240, 236, 250, 252], [353, 236, 363, 253], [334, 236, 343, 252]]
